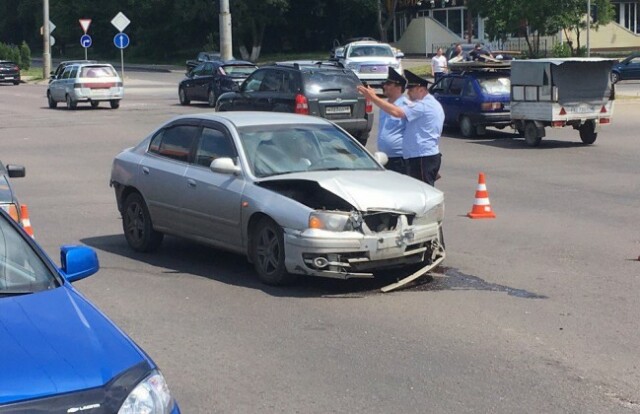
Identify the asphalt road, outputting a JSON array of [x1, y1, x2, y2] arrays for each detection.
[[1, 73, 639, 414]]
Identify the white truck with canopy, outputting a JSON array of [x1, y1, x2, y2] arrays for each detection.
[[510, 58, 617, 147]]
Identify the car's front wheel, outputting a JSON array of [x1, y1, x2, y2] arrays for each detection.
[[179, 87, 190, 105], [251, 217, 295, 285], [122, 192, 164, 252], [207, 89, 216, 107], [47, 92, 57, 109], [459, 115, 476, 138], [611, 72, 620, 84]]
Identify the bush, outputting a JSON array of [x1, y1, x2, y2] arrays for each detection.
[[19, 42, 31, 70], [551, 42, 572, 58], [0, 42, 32, 69]]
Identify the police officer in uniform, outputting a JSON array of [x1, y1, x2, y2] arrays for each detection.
[[357, 69, 444, 186], [376, 68, 409, 174]]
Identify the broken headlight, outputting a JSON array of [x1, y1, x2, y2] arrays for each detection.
[[309, 210, 364, 232], [414, 201, 444, 226]]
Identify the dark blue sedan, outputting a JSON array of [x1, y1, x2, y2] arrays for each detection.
[[0, 210, 180, 413], [179, 60, 257, 107], [430, 67, 511, 138], [611, 52, 640, 84]]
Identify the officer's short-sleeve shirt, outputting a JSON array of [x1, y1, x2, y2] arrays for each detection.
[[402, 94, 445, 158], [377, 95, 409, 158]]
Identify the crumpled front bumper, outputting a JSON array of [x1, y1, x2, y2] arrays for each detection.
[[284, 221, 443, 279]]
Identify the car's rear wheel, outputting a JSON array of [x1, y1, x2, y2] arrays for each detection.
[[524, 121, 542, 147], [110, 100, 120, 109], [179, 87, 190, 105], [579, 121, 597, 144], [47, 92, 57, 109], [122, 193, 164, 252], [459, 116, 476, 138], [66, 94, 77, 110], [90, 101, 100, 108], [207, 89, 216, 107], [611, 72, 620, 84], [251, 217, 295, 285]]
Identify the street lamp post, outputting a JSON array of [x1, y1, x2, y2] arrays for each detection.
[[43, 0, 51, 78], [587, 0, 591, 57], [219, 0, 233, 60]]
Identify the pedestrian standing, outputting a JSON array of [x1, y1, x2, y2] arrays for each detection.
[[357, 70, 444, 186], [377, 68, 409, 174], [431, 48, 448, 83]]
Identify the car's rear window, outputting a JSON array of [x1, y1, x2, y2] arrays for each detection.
[[80, 66, 117, 78], [478, 77, 510, 95], [302, 71, 359, 95], [221, 65, 256, 76]]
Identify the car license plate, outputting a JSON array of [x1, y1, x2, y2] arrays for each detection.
[[4, 76, 13, 80], [326, 106, 350, 115]]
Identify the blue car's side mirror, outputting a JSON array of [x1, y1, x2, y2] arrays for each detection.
[[60, 245, 99, 283]]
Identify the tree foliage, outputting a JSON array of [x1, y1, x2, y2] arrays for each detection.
[[469, 0, 614, 57]]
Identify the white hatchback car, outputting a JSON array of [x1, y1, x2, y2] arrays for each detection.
[[47, 63, 124, 110], [337, 41, 404, 87]]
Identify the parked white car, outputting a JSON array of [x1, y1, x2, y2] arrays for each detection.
[[47, 63, 124, 110], [336, 41, 404, 87]]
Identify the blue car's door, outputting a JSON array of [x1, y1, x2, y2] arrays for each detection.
[[624, 55, 640, 80]]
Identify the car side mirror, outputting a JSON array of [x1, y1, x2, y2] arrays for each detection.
[[6, 164, 26, 178], [60, 245, 99, 283], [335, 51, 345, 59], [210, 157, 241, 175], [396, 52, 405, 59], [374, 152, 389, 166]]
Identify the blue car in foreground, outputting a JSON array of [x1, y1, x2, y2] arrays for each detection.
[[0, 210, 180, 413]]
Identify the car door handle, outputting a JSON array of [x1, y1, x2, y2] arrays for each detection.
[[142, 167, 150, 175], [187, 179, 196, 187]]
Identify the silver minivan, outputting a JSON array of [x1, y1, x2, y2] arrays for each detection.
[[47, 63, 124, 110]]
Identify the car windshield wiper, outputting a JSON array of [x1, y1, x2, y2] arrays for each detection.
[[0, 290, 35, 297]]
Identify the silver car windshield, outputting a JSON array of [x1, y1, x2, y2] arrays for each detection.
[[0, 215, 57, 296], [238, 125, 382, 178]]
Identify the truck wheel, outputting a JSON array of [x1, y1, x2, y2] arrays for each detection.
[[524, 122, 541, 147], [459, 116, 476, 138], [579, 121, 597, 144]]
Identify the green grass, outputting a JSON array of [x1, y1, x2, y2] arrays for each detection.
[[20, 68, 45, 81], [408, 64, 432, 78]]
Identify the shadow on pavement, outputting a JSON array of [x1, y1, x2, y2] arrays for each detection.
[[80, 234, 413, 298]]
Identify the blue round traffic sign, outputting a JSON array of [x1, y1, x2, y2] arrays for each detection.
[[113, 32, 130, 49], [80, 34, 92, 48]]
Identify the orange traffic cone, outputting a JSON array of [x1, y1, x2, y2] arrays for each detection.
[[20, 204, 34, 237], [467, 173, 496, 219]]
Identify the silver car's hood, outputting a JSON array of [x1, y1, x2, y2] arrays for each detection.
[[259, 170, 443, 215]]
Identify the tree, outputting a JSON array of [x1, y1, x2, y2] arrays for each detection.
[[554, 0, 614, 56], [232, 0, 290, 61]]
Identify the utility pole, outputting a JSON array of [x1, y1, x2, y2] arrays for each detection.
[[219, 0, 233, 60], [43, 0, 51, 78], [586, 0, 591, 57]]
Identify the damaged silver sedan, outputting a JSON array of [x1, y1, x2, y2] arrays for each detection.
[[110, 112, 444, 287]]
